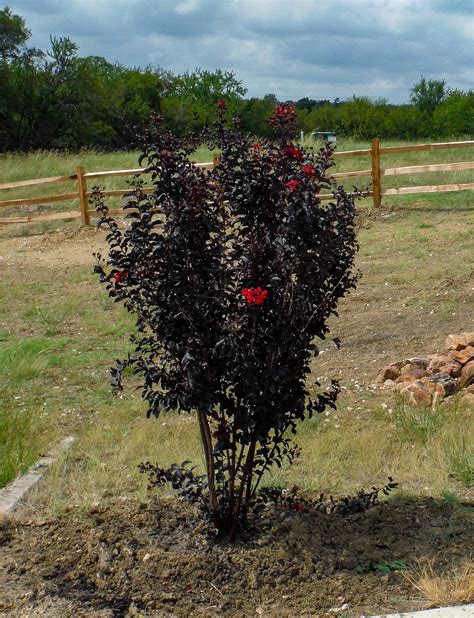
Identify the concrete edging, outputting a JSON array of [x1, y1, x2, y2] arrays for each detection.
[[370, 604, 474, 617], [0, 436, 75, 514]]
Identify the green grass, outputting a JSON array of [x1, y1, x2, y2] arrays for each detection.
[[0, 337, 69, 485], [0, 407, 37, 487], [445, 431, 474, 487], [391, 398, 447, 444]]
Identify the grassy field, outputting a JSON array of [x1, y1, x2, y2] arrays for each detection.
[[0, 146, 214, 223], [0, 143, 473, 517], [1, 137, 473, 224]]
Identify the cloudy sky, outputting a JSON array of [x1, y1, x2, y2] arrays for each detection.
[[10, 0, 474, 102]]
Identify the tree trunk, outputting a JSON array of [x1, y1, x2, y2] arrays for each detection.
[[197, 409, 218, 512], [229, 432, 257, 540]]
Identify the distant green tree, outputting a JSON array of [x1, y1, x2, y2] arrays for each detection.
[[294, 97, 331, 112], [302, 102, 341, 134], [432, 90, 474, 136], [162, 68, 246, 134], [0, 5, 30, 60], [382, 105, 425, 139], [410, 77, 447, 115], [337, 97, 387, 139], [235, 97, 276, 137], [6, 37, 85, 149], [172, 68, 246, 102], [263, 93, 279, 104]]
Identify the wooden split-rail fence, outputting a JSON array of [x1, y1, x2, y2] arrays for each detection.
[[1, 140, 473, 226]]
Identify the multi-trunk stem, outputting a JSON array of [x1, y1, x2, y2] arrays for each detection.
[[197, 409, 218, 512], [229, 430, 258, 540]]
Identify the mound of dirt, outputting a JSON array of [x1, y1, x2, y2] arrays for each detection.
[[1, 495, 472, 616]]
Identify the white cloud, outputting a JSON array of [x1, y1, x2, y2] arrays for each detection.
[[175, 0, 200, 16]]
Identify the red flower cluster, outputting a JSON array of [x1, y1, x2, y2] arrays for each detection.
[[242, 287, 268, 305], [286, 179, 300, 191], [275, 104, 296, 118], [113, 270, 127, 283], [217, 98, 226, 108], [285, 145, 303, 160], [301, 164, 315, 177], [251, 143, 262, 150]]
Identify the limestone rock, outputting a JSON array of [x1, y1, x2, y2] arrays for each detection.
[[394, 381, 408, 392], [400, 364, 427, 380], [375, 364, 401, 383], [461, 392, 474, 407], [375, 333, 473, 403], [445, 334, 469, 351], [401, 382, 432, 407], [449, 346, 474, 365], [427, 354, 454, 373], [405, 357, 428, 369], [462, 332, 474, 347], [437, 362, 462, 378], [460, 361, 474, 388], [421, 377, 446, 399], [395, 374, 416, 384]]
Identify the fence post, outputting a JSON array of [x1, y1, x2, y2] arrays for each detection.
[[76, 164, 90, 226], [371, 138, 382, 208]]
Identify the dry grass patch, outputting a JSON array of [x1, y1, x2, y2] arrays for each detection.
[[403, 559, 474, 608]]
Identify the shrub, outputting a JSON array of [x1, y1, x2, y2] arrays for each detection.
[[94, 102, 359, 538]]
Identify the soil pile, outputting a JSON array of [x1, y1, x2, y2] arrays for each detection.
[[1, 495, 472, 616]]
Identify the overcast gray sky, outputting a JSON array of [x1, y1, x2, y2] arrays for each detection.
[[10, 0, 474, 102]]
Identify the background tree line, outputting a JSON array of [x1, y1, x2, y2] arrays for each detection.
[[0, 6, 472, 152]]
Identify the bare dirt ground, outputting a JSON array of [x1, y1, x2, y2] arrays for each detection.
[[0, 224, 105, 268], [1, 495, 472, 617]]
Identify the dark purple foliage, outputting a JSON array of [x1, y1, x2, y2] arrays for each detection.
[[94, 103, 359, 537]]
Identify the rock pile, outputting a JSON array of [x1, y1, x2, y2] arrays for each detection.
[[376, 332, 474, 407]]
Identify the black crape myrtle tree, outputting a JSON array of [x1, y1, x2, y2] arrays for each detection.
[[94, 101, 371, 539]]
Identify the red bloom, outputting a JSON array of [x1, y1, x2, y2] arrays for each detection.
[[113, 270, 127, 283], [293, 501, 305, 512], [217, 98, 226, 108], [285, 145, 303, 160], [242, 287, 268, 306], [286, 180, 300, 191], [251, 143, 262, 150], [302, 164, 315, 177], [275, 104, 295, 118]]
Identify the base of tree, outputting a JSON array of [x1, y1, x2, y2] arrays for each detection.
[[1, 494, 471, 615]]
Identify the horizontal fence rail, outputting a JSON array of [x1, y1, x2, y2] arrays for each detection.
[[1, 140, 473, 225]]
